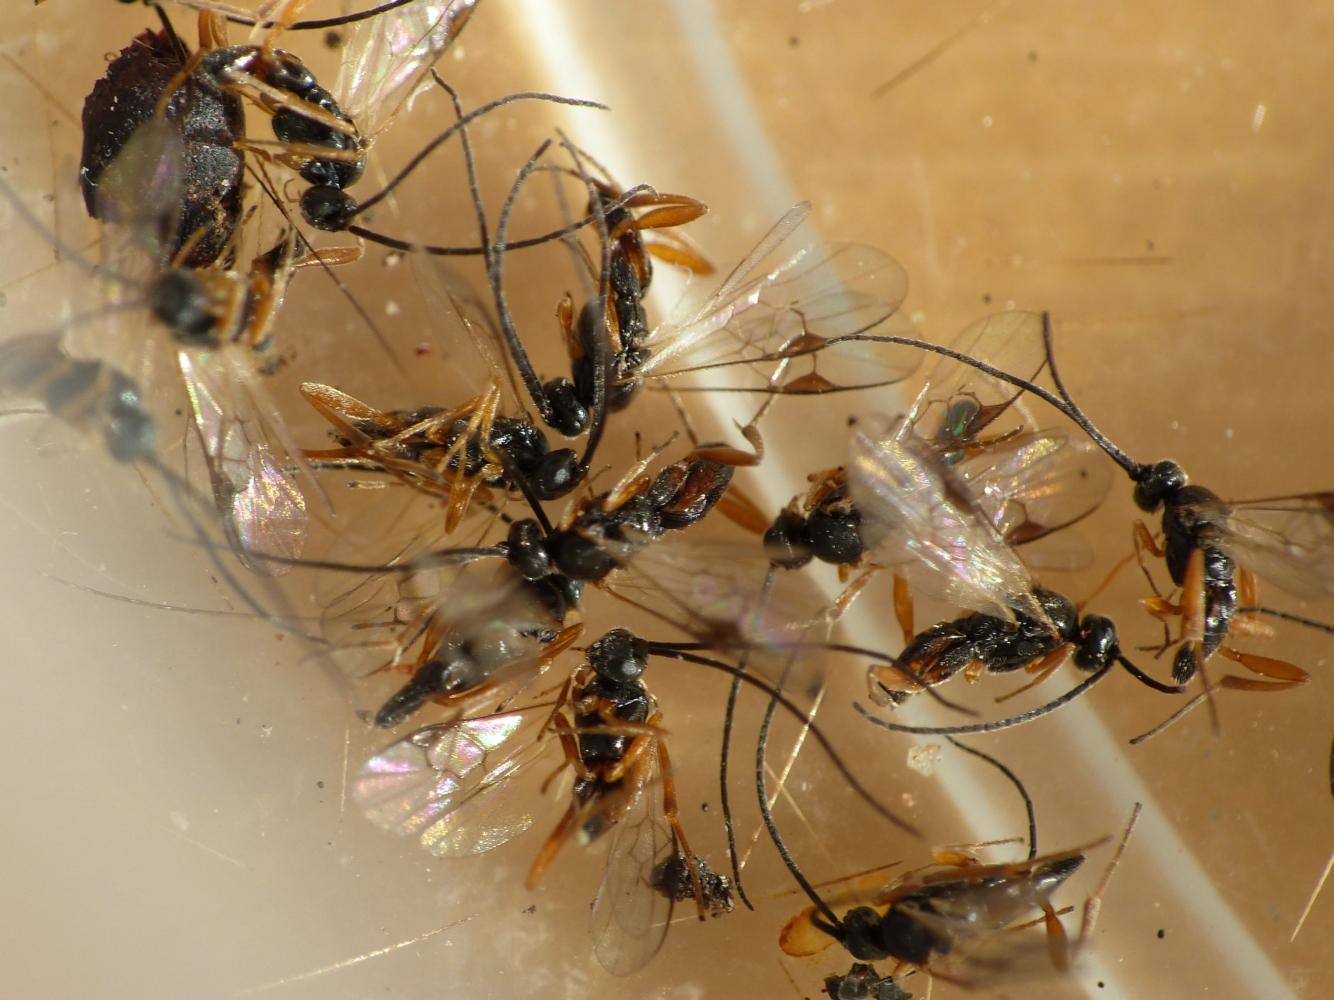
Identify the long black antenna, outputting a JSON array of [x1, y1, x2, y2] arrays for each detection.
[[703, 318, 1150, 479], [754, 648, 845, 931], [488, 139, 558, 423], [714, 566, 779, 912], [352, 92, 607, 219], [1235, 606, 1334, 634], [348, 185, 659, 257], [945, 736, 1037, 860], [853, 658, 1116, 736], [216, 0, 422, 30]]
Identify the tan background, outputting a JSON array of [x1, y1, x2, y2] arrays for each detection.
[[1, 2, 1331, 998]]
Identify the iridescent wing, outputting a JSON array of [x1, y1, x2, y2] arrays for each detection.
[[178, 350, 308, 576], [637, 203, 918, 393], [589, 743, 677, 976], [609, 537, 826, 649], [849, 413, 1049, 626], [354, 706, 551, 857], [907, 311, 1049, 453], [955, 430, 1110, 562], [336, 0, 480, 139], [1206, 493, 1334, 599]]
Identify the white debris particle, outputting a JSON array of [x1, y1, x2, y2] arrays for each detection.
[[907, 743, 942, 775]]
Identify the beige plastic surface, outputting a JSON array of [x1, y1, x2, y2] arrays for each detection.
[[1, 2, 1331, 999]]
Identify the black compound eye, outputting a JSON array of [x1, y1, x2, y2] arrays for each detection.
[[301, 185, 358, 231]]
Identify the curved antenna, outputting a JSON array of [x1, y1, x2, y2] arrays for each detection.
[[945, 736, 1037, 860], [648, 645, 917, 837], [762, 321, 1149, 479], [1036, 313, 1144, 479], [853, 658, 1116, 736], [755, 649, 845, 932], [653, 640, 982, 717], [1116, 654, 1188, 694], [714, 566, 779, 913], [351, 92, 608, 220], [224, 545, 506, 575], [210, 0, 426, 30], [488, 139, 559, 423], [347, 184, 660, 256]]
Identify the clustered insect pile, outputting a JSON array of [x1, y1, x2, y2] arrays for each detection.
[[3, 2, 1331, 996]]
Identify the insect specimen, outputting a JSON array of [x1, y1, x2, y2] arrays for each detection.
[[80, 9, 245, 268], [20, 100, 315, 575], [778, 737, 1140, 991], [896, 314, 1329, 701], [353, 627, 734, 975]]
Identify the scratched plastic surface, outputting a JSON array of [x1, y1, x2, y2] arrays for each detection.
[[2, 3, 1330, 999]]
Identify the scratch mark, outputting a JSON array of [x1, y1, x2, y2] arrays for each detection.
[[234, 916, 473, 996]]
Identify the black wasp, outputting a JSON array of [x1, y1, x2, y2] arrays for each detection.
[[353, 628, 734, 976], [916, 313, 1329, 700], [175, 0, 477, 233], [751, 312, 1172, 714], [373, 431, 758, 725], [779, 733, 1141, 991], [303, 427, 760, 728]]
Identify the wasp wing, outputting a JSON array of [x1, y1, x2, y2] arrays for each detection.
[[907, 311, 1049, 451], [849, 413, 1048, 626], [1208, 493, 1334, 599], [178, 350, 308, 576], [956, 430, 1110, 558], [638, 204, 917, 392], [336, 0, 479, 139], [354, 706, 551, 857], [589, 743, 676, 976]]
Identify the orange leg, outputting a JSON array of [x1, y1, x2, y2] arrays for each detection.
[[994, 644, 1074, 704], [653, 739, 708, 919], [893, 573, 915, 641], [1216, 646, 1309, 692]]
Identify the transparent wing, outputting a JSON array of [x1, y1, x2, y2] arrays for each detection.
[[354, 707, 551, 857], [409, 250, 523, 407], [609, 537, 824, 647], [638, 204, 917, 392], [336, 0, 480, 138], [92, 117, 181, 276], [892, 854, 1085, 984], [956, 431, 1111, 552], [64, 120, 183, 373], [590, 744, 676, 976], [849, 413, 1047, 626], [1211, 493, 1334, 599], [907, 311, 1049, 451], [178, 350, 308, 576]]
